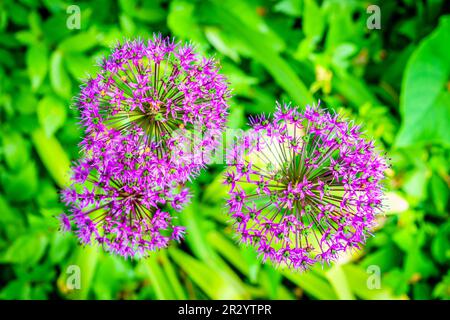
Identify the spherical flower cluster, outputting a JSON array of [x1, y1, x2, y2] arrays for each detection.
[[77, 35, 230, 185], [61, 157, 189, 258], [60, 34, 230, 258], [224, 103, 388, 270]]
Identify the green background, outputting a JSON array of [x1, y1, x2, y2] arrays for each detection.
[[0, 0, 449, 300]]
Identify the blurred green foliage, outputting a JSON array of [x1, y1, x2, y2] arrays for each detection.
[[0, 0, 449, 300]]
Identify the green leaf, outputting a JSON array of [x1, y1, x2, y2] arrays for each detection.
[[170, 248, 247, 299], [0, 280, 32, 299], [431, 223, 450, 265], [362, 245, 403, 271], [206, 3, 314, 106], [31, 128, 71, 187], [50, 50, 72, 99], [178, 199, 217, 261], [202, 169, 228, 204], [396, 16, 450, 147], [65, 53, 99, 80], [403, 166, 428, 201], [430, 173, 449, 214], [58, 31, 98, 53], [37, 95, 67, 137], [206, 231, 250, 277], [204, 27, 240, 62], [303, 0, 324, 39], [137, 255, 176, 299], [282, 268, 338, 300], [49, 232, 73, 264], [221, 62, 258, 96], [118, 14, 136, 35], [13, 90, 38, 115], [325, 265, 355, 300], [274, 0, 302, 17], [168, 0, 204, 43], [1, 233, 48, 265], [26, 43, 48, 91], [0, 161, 38, 201], [404, 247, 439, 280], [159, 250, 187, 299], [226, 103, 245, 129], [2, 131, 30, 171], [118, 0, 166, 23]]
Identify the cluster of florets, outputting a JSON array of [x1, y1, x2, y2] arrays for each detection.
[[58, 34, 388, 268], [59, 35, 230, 258], [77, 36, 230, 185], [224, 103, 387, 270], [61, 157, 189, 258]]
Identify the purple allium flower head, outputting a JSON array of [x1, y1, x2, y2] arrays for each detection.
[[60, 157, 189, 258], [77, 34, 230, 185], [224, 102, 388, 270]]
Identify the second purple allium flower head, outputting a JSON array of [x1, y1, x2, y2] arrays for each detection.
[[225, 103, 388, 271]]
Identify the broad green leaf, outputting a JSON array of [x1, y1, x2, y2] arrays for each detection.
[[207, 231, 250, 276], [404, 248, 439, 280], [392, 224, 426, 252], [402, 166, 428, 201], [332, 68, 380, 107], [431, 223, 450, 265], [31, 128, 71, 187], [26, 43, 48, 91], [325, 264, 355, 300], [179, 199, 222, 263], [226, 103, 245, 129], [206, 4, 314, 106], [303, 0, 324, 39], [58, 31, 98, 53], [396, 16, 450, 147], [2, 131, 30, 171], [118, 0, 166, 23], [212, 0, 286, 52], [137, 255, 176, 299], [119, 14, 136, 35], [324, 1, 363, 51], [13, 90, 38, 115], [430, 173, 449, 214], [50, 50, 72, 99], [202, 169, 228, 204], [362, 246, 402, 271], [0, 280, 31, 299], [170, 248, 248, 299], [1, 233, 48, 265], [282, 268, 338, 300], [221, 62, 258, 96], [159, 250, 187, 299], [0, 161, 38, 201], [204, 27, 240, 62], [274, 0, 302, 17], [168, 0, 204, 43], [49, 232, 74, 264], [65, 53, 99, 80], [92, 255, 134, 299], [37, 95, 67, 137]]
